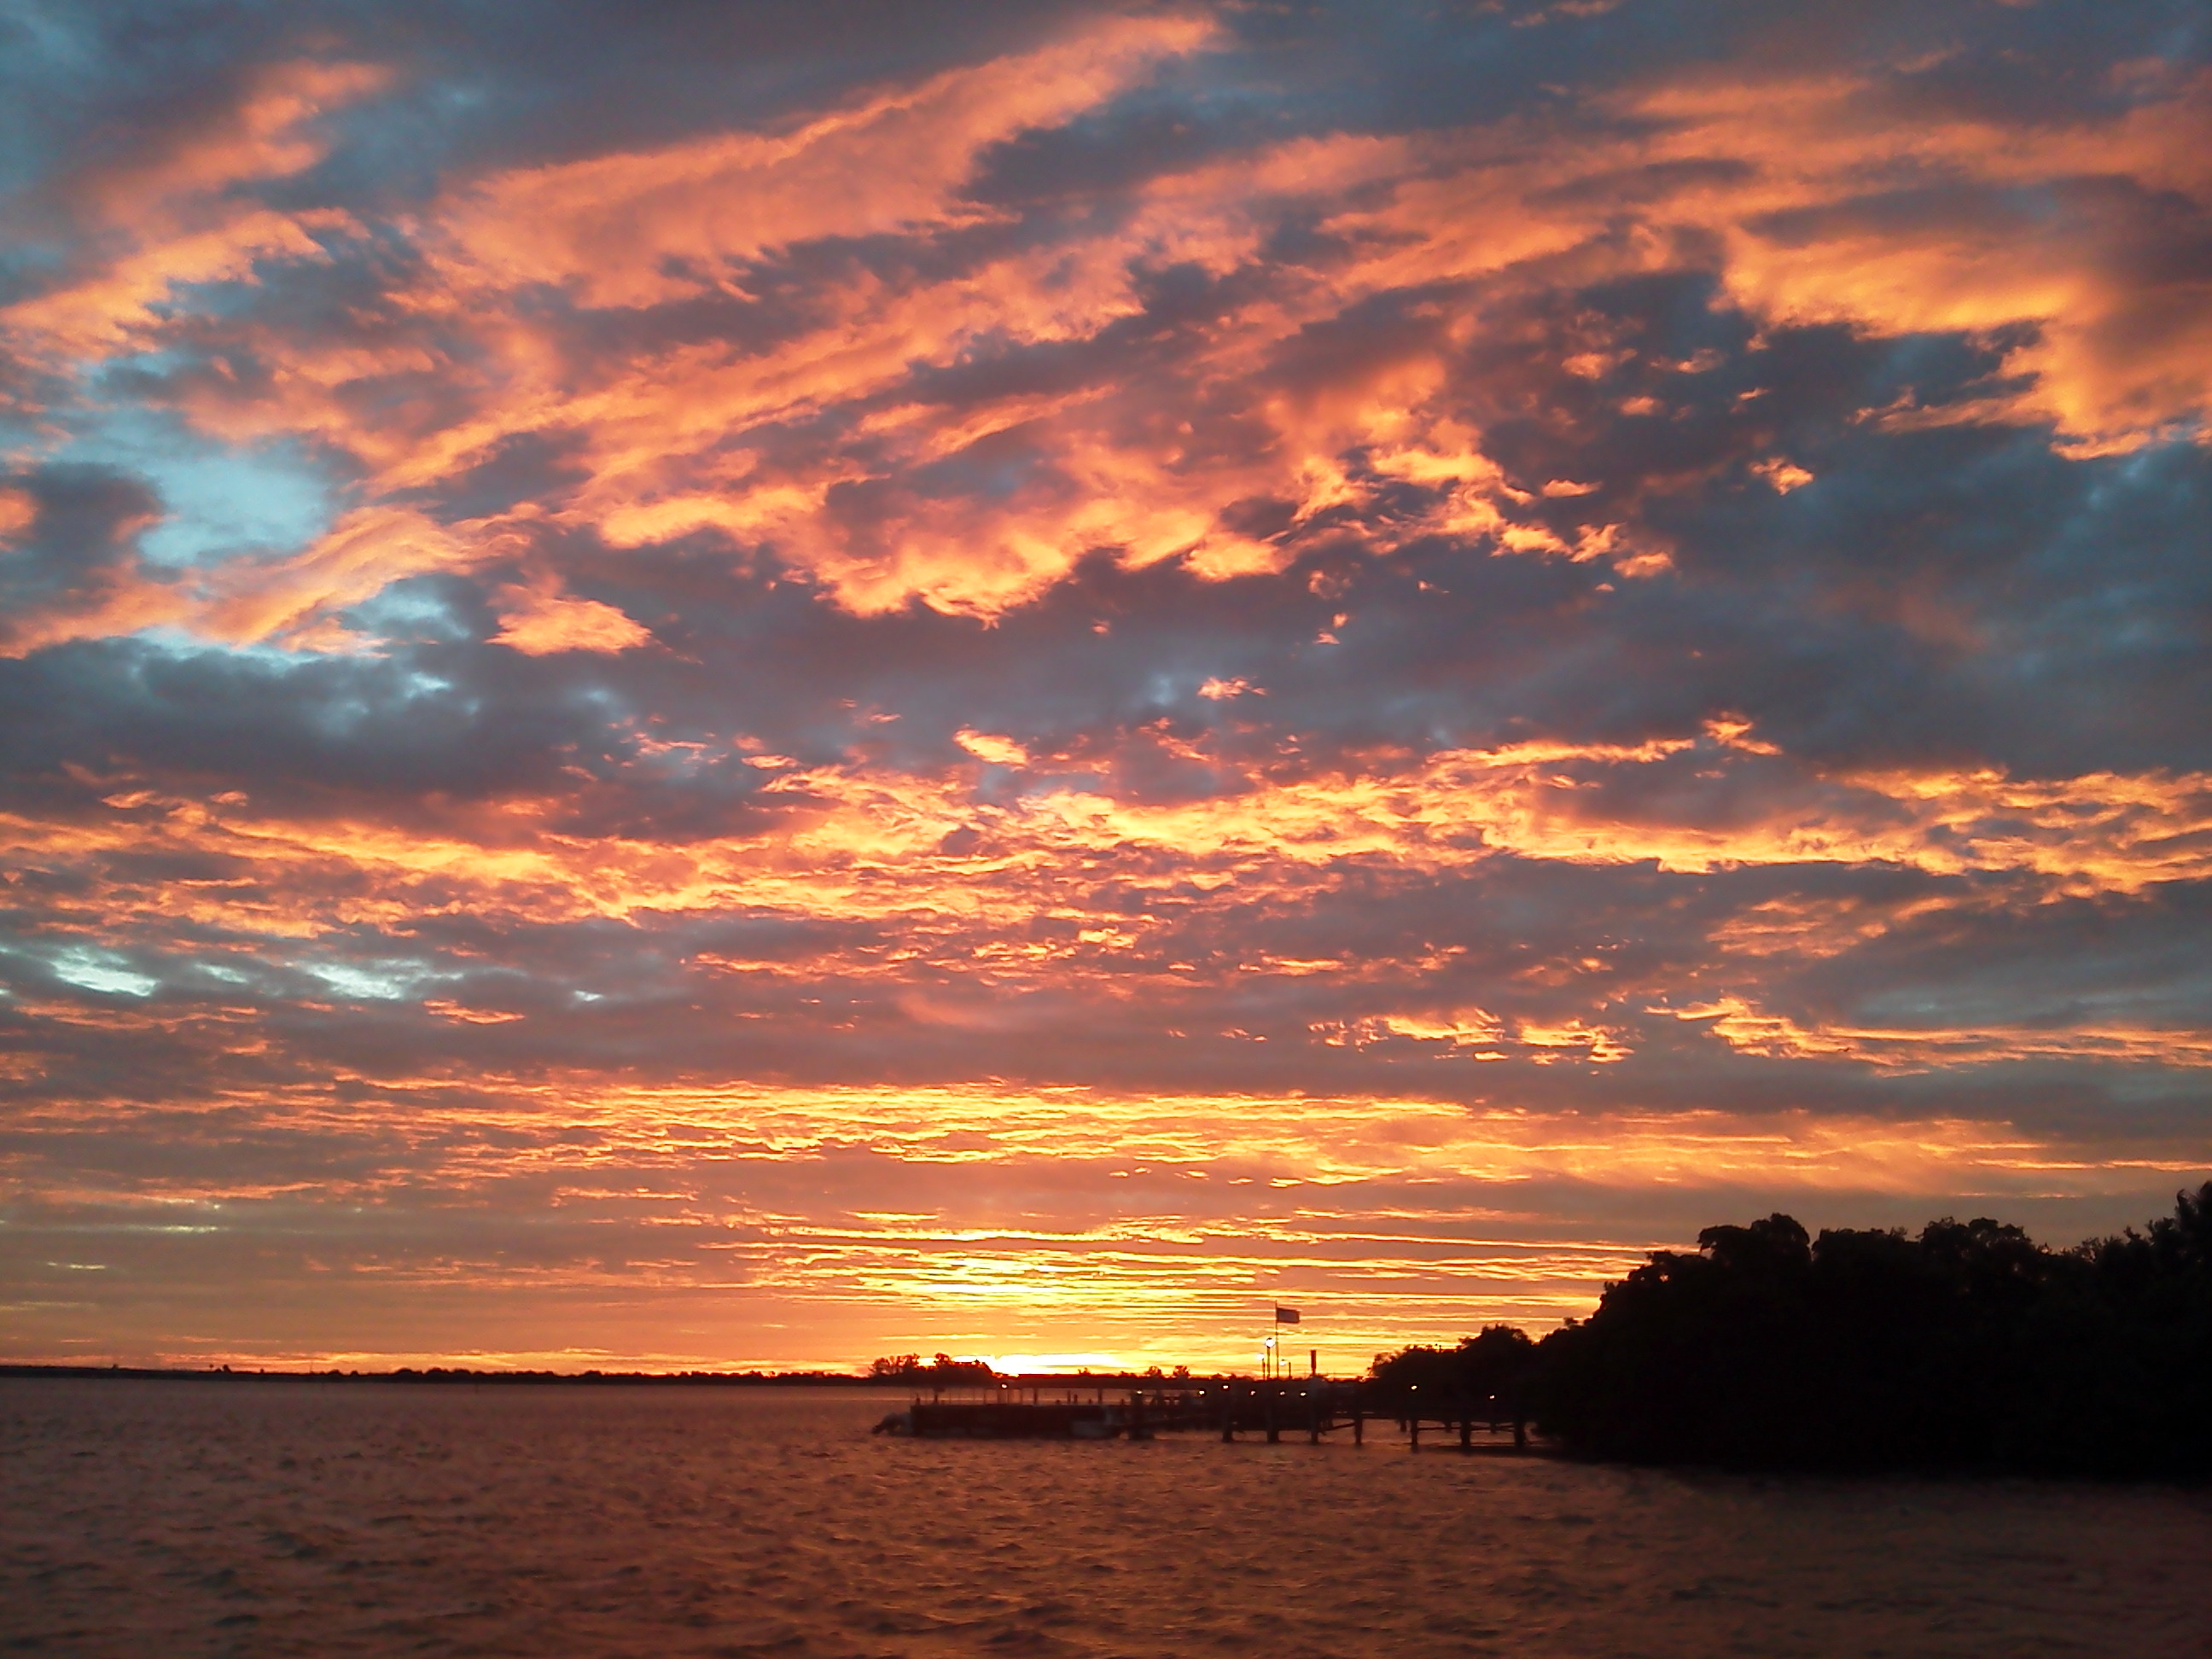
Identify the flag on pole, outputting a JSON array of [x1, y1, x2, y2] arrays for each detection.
[[1274, 1305, 1301, 1324]]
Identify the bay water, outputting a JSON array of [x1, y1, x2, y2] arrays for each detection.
[[5, 1382, 2207, 1656]]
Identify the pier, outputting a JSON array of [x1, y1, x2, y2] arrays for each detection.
[[873, 1372, 1535, 1449]]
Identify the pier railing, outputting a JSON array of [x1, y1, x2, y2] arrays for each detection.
[[893, 1374, 1535, 1449]]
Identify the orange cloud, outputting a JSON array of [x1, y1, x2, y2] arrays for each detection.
[[198, 506, 480, 644], [504, 55, 2204, 609], [1, 61, 386, 361], [952, 729, 1031, 766], [13, 729, 2205, 992], [433, 15, 1215, 308], [0, 581, 192, 658], [1634, 67, 2212, 452], [490, 578, 652, 655], [11, 36, 2204, 643], [1668, 996, 2212, 1074], [1330, 62, 2212, 451], [15, 1075, 2198, 1368], [7, 504, 525, 654]]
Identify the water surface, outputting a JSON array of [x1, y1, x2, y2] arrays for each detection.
[[5, 1382, 2207, 1656]]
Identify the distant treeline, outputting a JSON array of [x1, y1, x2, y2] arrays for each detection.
[[1371, 1184, 2212, 1477], [0, 1365, 888, 1386], [865, 1352, 998, 1387]]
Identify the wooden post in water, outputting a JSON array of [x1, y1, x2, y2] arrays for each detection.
[[1307, 1384, 1320, 1445], [1265, 1382, 1280, 1443], [1408, 1407, 1420, 1451], [1458, 1392, 1472, 1452], [1352, 1385, 1365, 1446], [1220, 1383, 1236, 1442]]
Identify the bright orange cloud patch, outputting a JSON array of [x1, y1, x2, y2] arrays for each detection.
[[490, 579, 650, 655]]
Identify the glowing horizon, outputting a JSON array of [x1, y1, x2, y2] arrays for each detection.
[[2, 0, 2207, 1373]]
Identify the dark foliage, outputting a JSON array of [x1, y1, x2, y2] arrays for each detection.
[[866, 1351, 998, 1387], [1517, 1185, 2212, 1476], [1369, 1324, 1536, 1426]]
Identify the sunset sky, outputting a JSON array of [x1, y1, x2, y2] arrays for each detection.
[[3, 0, 2208, 1374]]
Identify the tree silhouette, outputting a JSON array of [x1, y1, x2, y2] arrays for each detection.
[[1375, 1185, 2212, 1476], [1371, 1324, 1535, 1435], [867, 1352, 997, 1387]]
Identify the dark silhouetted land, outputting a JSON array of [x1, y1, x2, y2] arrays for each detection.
[[1373, 1183, 2212, 1477]]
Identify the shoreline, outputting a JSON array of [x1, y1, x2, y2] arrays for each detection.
[[0, 1364, 890, 1386]]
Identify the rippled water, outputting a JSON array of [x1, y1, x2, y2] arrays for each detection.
[[6, 1381, 2209, 1657]]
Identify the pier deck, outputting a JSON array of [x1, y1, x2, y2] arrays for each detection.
[[872, 1376, 1534, 1447]]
